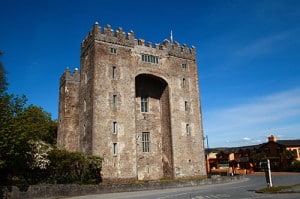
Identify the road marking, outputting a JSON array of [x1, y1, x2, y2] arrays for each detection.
[[191, 194, 231, 199]]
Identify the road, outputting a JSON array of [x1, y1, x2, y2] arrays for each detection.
[[66, 173, 300, 199]]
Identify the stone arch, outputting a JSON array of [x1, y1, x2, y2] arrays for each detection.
[[135, 74, 173, 180]]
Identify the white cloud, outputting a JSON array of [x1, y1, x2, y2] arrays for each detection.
[[242, 137, 252, 142], [203, 87, 300, 147]]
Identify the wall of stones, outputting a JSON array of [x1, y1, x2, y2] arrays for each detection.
[[90, 41, 137, 181], [57, 69, 80, 151], [3, 176, 244, 199]]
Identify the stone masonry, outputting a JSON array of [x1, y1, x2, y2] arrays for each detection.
[[57, 22, 206, 182]]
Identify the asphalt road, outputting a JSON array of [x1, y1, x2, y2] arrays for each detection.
[[66, 173, 300, 199]]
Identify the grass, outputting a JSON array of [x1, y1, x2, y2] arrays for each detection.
[[159, 176, 207, 183], [256, 184, 300, 193]]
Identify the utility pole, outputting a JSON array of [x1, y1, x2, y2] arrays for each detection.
[[263, 159, 273, 188], [205, 135, 209, 153], [266, 159, 273, 188]]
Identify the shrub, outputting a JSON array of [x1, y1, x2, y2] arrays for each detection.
[[47, 148, 102, 184]]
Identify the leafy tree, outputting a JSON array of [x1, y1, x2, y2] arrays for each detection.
[[15, 105, 57, 144], [0, 60, 57, 187]]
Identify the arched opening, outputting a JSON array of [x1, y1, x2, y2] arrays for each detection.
[[135, 74, 173, 180]]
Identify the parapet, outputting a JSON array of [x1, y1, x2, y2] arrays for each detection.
[[81, 22, 196, 60], [60, 67, 80, 86]]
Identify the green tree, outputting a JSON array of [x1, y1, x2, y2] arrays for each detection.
[[0, 60, 57, 187], [16, 105, 57, 144], [0, 93, 30, 189]]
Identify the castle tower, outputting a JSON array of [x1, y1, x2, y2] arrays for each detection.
[[57, 68, 80, 151], [58, 22, 206, 182]]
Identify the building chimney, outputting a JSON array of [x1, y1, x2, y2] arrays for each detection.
[[268, 135, 277, 142]]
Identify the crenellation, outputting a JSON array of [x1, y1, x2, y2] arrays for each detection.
[[137, 39, 145, 46], [163, 39, 171, 46], [104, 24, 113, 36], [60, 68, 80, 87], [127, 30, 135, 40], [92, 22, 101, 40], [81, 23, 195, 59]]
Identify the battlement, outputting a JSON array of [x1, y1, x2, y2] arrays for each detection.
[[60, 67, 80, 86], [81, 22, 196, 60]]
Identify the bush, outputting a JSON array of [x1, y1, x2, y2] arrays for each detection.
[[47, 148, 102, 184], [289, 160, 300, 172]]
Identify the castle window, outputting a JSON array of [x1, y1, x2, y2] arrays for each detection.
[[110, 48, 117, 54], [141, 54, 158, 64], [186, 124, 190, 135], [113, 143, 118, 155], [182, 78, 186, 88], [112, 66, 116, 79], [84, 73, 88, 84], [112, 121, 118, 134], [182, 63, 187, 69], [113, 94, 117, 107], [142, 132, 150, 152], [83, 124, 86, 136], [141, 96, 148, 113], [184, 101, 188, 111], [84, 100, 87, 112]]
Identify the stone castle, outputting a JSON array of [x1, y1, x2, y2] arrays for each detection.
[[57, 22, 206, 182]]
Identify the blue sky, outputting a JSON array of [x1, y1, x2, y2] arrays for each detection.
[[1, 0, 299, 147]]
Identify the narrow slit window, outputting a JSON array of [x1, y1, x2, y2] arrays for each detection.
[[113, 94, 117, 107], [112, 121, 118, 134], [84, 73, 88, 84], [112, 66, 116, 79], [141, 96, 148, 113], [186, 124, 190, 134], [113, 143, 117, 155], [142, 132, 150, 152], [184, 101, 188, 111], [84, 100, 87, 112], [182, 78, 186, 88]]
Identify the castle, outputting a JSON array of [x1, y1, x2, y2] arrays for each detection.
[[57, 22, 206, 182]]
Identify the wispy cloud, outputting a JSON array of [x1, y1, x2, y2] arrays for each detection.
[[203, 87, 300, 147], [234, 30, 293, 58]]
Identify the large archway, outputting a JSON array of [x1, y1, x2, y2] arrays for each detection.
[[135, 74, 173, 180]]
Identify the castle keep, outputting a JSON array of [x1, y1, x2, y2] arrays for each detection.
[[58, 22, 206, 181]]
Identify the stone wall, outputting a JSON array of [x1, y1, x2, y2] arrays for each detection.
[[2, 175, 244, 199]]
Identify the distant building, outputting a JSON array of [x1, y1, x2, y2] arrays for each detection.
[[57, 22, 206, 182], [207, 135, 300, 174]]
